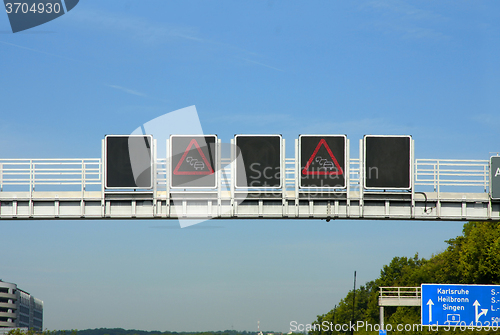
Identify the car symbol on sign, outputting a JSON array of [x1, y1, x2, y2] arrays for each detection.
[[323, 161, 335, 170], [194, 162, 205, 170]]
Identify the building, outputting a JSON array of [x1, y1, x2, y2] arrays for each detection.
[[0, 280, 43, 331], [0, 328, 29, 335]]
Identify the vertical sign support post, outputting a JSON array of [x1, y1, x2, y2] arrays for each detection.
[[487, 160, 492, 219], [81, 159, 86, 217], [166, 138, 171, 217], [153, 139, 157, 217], [230, 138, 235, 217], [346, 138, 350, 218], [380, 306, 384, 330], [81, 158, 85, 193], [29, 159, 33, 217], [294, 139, 299, 218], [411, 139, 415, 218], [0, 162, 3, 192], [282, 138, 287, 217], [100, 139, 105, 217], [436, 161, 441, 218], [358, 138, 364, 218], [217, 138, 222, 218]]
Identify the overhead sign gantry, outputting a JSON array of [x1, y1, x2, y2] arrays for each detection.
[[0, 133, 497, 221]]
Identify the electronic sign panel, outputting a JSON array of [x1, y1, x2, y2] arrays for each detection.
[[235, 135, 282, 188], [299, 135, 346, 188], [105, 135, 153, 189], [491, 156, 500, 200], [170, 135, 217, 188], [364, 135, 411, 189]]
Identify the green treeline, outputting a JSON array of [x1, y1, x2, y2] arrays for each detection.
[[310, 221, 500, 335], [7, 329, 263, 335], [60, 330, 257, 335], [57, 330, 260, 335]]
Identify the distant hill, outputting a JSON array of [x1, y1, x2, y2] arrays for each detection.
[[55, 329, 266, 335]]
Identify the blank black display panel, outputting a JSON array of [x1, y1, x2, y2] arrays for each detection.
[[236, 135, 281, 188], [364, 136, 411, 189], [105, 135, 152, 189], [170, 135, 217, 188], [300, 135, 346, 188]]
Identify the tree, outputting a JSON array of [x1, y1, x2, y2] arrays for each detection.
[[309, 221, 500, 335]]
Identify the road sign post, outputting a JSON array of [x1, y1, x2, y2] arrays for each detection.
[[364, 135, 412, 189], [170, 135, 217, 188], [491, 156, 500, 200], [104, 135, 153, 189], [422, 284, 500, 327], [235, 135, 282, 188], [299, 135, 346, 188]]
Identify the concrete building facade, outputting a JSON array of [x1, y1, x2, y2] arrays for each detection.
[[0, 280, 43, 331]]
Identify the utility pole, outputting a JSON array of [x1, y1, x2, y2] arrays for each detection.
[[333, 304, 337, 324], [351, 271, 356, 335]]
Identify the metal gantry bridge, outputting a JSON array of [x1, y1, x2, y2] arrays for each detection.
[[0, 139, 498, 221]]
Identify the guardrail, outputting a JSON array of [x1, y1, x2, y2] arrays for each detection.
[[379, 286, 421, 299], [0, 158, 491, 194], [415, 159, 489, 193], [0, 159, 101, 192]]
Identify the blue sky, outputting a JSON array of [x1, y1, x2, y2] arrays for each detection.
[[1, 0, 499, 332]]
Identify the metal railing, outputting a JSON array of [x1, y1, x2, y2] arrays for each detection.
[[0, 159, 101, 192], [415, 159, 489, 193], [379, 286, 421, 299], [0, 158, 491, 194], [156, 158, 167, 190]]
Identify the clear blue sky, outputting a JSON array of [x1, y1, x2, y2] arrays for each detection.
[[1, 0, 499, 332]]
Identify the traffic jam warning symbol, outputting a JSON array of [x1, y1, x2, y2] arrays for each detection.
[[173, 139, 214, 175], [299, 135, 346, 188], [170, 135, 217, 188], [302, 139, 343, 176]]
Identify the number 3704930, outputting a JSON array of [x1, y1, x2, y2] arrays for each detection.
[[5, 2, 61, 14]]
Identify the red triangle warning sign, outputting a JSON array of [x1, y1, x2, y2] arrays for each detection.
[[302, 139, 343, 176], [173, 139, 215, 175]]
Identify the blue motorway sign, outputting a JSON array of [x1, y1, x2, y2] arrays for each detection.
[[422, 284, 500, 326]]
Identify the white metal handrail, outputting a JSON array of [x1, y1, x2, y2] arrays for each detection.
[[415, 159, 489, 192], [349, 158, 361, 187], [0, 157, 491, 193], [379, 286, 421, 298], [0, 159, 101, 191]]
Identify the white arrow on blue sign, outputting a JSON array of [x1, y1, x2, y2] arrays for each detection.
[[421, 284, 500, 327]]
